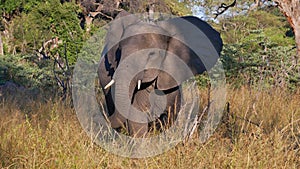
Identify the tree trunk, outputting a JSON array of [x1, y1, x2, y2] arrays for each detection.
[[294, 24, 300, 59], [275, 0, 300, 58]]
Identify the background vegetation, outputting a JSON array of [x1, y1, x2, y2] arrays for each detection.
[[0, 0, 299, 168]]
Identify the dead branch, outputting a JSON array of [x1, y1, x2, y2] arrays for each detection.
[[89, 11, 114, 20], [214, 0, 237, 19], [37, 37, 62, 60], [185, 82, 211, 143]]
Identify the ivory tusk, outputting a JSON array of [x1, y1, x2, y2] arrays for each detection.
[[104, 79, 115, 89], [137, 80, 141, 90]]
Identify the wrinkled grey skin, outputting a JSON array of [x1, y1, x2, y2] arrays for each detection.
[[98, 11, 223, 137]]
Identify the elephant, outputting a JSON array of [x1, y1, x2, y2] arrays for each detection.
[[98, 11, 223, 137]]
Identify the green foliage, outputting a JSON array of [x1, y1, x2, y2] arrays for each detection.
[[0, 0, 44, 15], [219, 10, 294, 46], [0, 0, 24, 14], [221, 43, 299, 90], [0, 54, 58, 90], [215, 9, 299, 90], [10, 0, 83, 65], [72, 28, 106, 91], [164, 0, 192, 16]]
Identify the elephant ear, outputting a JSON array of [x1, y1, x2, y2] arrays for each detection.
[[99, 11, 140, 82], [156, 16, 223, 90]]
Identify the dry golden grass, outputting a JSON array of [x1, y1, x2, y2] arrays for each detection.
[[0, 86, 299, 168]]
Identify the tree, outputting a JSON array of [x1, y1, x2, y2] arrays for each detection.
[[5, 0, 83, 63], [274, 0, 300, 58], [203, 0, 299, 58], [217, 9, 298, 89], [77, 0, 192, 31]]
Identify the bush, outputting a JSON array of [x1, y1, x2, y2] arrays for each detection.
[[9, 0, 83, 65], [221, 43, 300, 90], [0, 54, 58, 92]]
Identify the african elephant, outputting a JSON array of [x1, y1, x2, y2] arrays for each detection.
[[98, 11, 223, 137]]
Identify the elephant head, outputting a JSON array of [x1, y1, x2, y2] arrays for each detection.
[[98, 11, 223, 137]]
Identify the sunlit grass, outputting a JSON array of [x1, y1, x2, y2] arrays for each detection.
[[0, 86, 299, 168]]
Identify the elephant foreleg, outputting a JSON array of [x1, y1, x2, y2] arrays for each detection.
[[128, 120, 148, 137], [108, 112, 127, 128]]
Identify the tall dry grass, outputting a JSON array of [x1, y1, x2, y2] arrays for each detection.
[[0, 86, 299, 168]]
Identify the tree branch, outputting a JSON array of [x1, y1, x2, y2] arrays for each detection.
[[214, 0, 237, 19]]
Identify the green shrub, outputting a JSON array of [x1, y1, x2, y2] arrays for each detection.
[[0, 54, 58, 91]]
